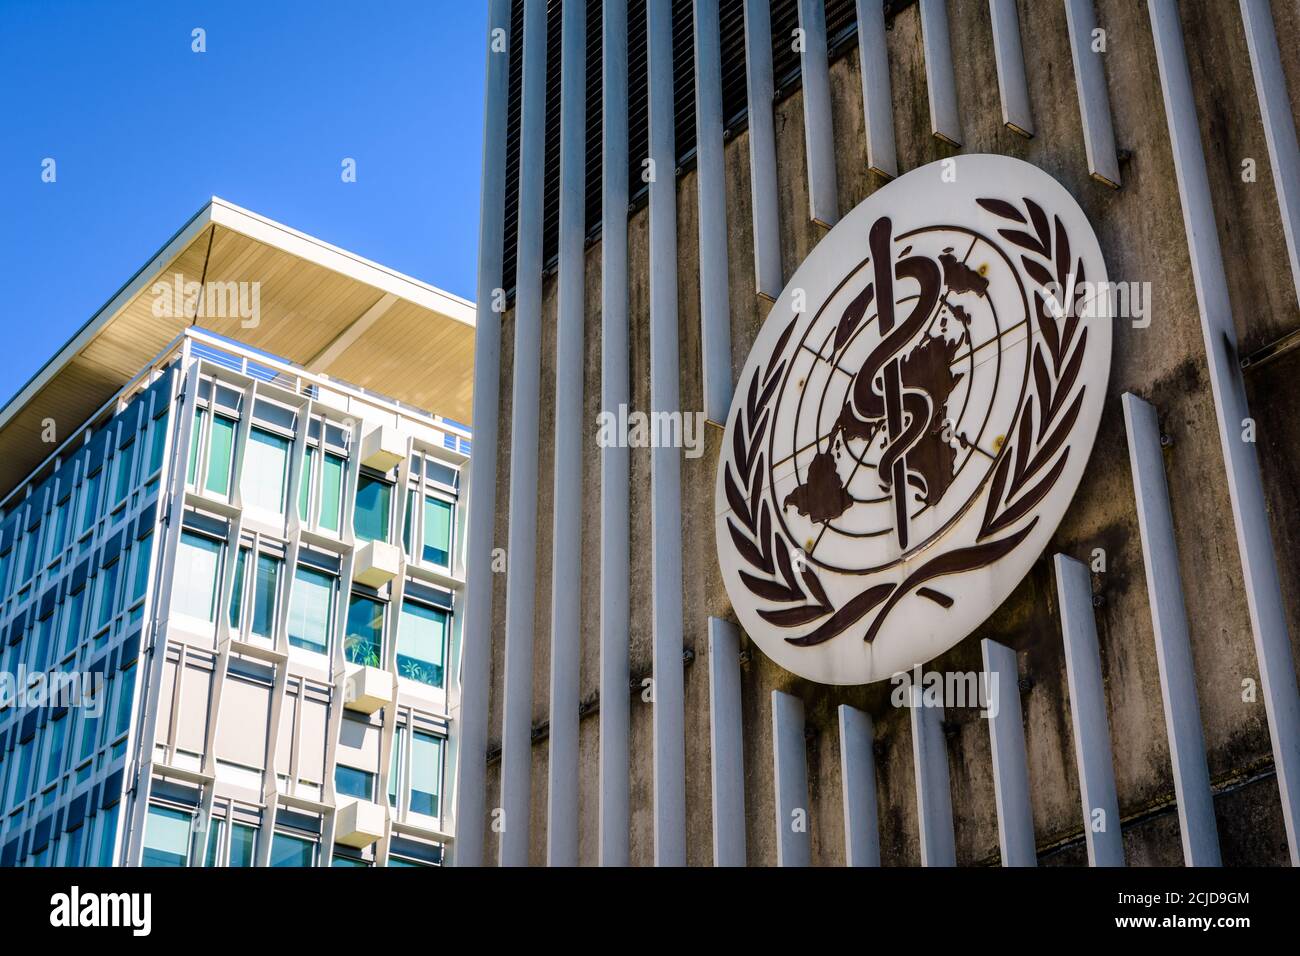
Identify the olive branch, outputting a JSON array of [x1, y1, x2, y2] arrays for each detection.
[[974, 196, 1089, 542], [722, 316, 837, 628]]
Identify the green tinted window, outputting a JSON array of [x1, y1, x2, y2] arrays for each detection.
[[187, 409, 205, 484], [345, 595, 384, 667], [288, 566, 333, 654], [354, 475, 390, 543], [229, 823, 257, 867], [205, 415, 236, 496], [397, 601, 446, 688], [422, 496, 452, 566], [298, 446, 316, 520], [320, 453, 344, 532], [250, 554, 280, 638], [142, 805, 191, 868]]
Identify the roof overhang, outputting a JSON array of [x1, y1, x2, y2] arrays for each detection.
[[0, 197, 475, 498]]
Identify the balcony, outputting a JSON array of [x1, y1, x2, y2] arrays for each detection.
[[335, 799, 387, 848], [359, 424, 405, 473], [344, 665, 392, 715], [353, 539, 400, 588]]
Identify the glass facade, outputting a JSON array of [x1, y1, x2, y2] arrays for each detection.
[[0, 366, 169, 867], [0, 332, 463, 867]]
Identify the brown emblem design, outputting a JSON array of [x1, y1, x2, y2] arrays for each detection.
[[722, 195, 1091, 648]]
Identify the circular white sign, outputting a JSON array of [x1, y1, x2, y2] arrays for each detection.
[[715, 155, 1111, 684]]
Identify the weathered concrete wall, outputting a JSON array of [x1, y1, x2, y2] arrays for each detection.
[[480, 0, 1300, 866]]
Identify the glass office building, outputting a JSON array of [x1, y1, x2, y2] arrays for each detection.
[[0, 199, 475, 867]]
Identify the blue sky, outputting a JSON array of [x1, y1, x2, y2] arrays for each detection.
[[0, 0, 486, 403]]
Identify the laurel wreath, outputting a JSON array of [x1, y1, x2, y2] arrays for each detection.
[[723, 196, 1091, 648]]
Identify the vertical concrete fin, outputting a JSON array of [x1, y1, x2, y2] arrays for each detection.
[[694, 0, 735, 426], [989, 0, 1034, 137], [772, 690, 812, 866], [1122, 393, 1221, 866], [547, 0, 586, 869], [1149, 0, 1300, 864], [910, 682, 956, 866], [855, 0, 898, 178], [1064, 0, 1121, 187], [838, 704, 881, 867], [1240, 0, 1300, 308], [797, 0, 840, 227], [598, 0, 632, 870], [981, 639, 1037, 866], [498, 0, 548, 868], [453, 0, 512, 868], [647, 0, 687, 867], [919, 0, 962, 147], [1055, 553, 1125, 867], [743, 0, 784, 300], [708, 618, 746, 866]]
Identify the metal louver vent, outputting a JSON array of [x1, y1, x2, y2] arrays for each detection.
[[500, 0, 915, 300]]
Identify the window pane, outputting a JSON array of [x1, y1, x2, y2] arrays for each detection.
[[48, 499, 69, 562], [142, 805, 191, 867], [397, 602, 446, 687], [112, 441, 135, 505], [95, 561, 120, 629], [187, 409, 205, 484], [288, 567, 333, 654], [9, 739, 34, 805], [43, 717, 67, 787], [345, 595, 384, 667], [30, 615, 53, 672], [96, 803, 120, 866], [80, 470, 101, 534], [422, 497, 452, 566], [229, 823, 257, 867], [333, 854, 368, 867], [298, 446, 316, 521], [387, 856, 430, 868], [410, 732, 442, 817], [77, 704, 99, 763], [354, 475, 390, 542], [402, 489, 415, 556], [229, 548, 247, 629], [172, 531, 222, 622], [60, 826, 84, 866], [320, 453, 344, 532], [335, 765, 374, 801], [114, 666, 136, 738], [250, 554, 281, 639], [205, 415, 236, 496], [131, 533, 152, 603], [21, 524, 41, 582], [60, 590, 85, 656], [242, 428, 289, 513], [148, 413, 169, 475], [270, 832, 315, 867], [204, 818, 225, 867], [388, 726, 404, 809]]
